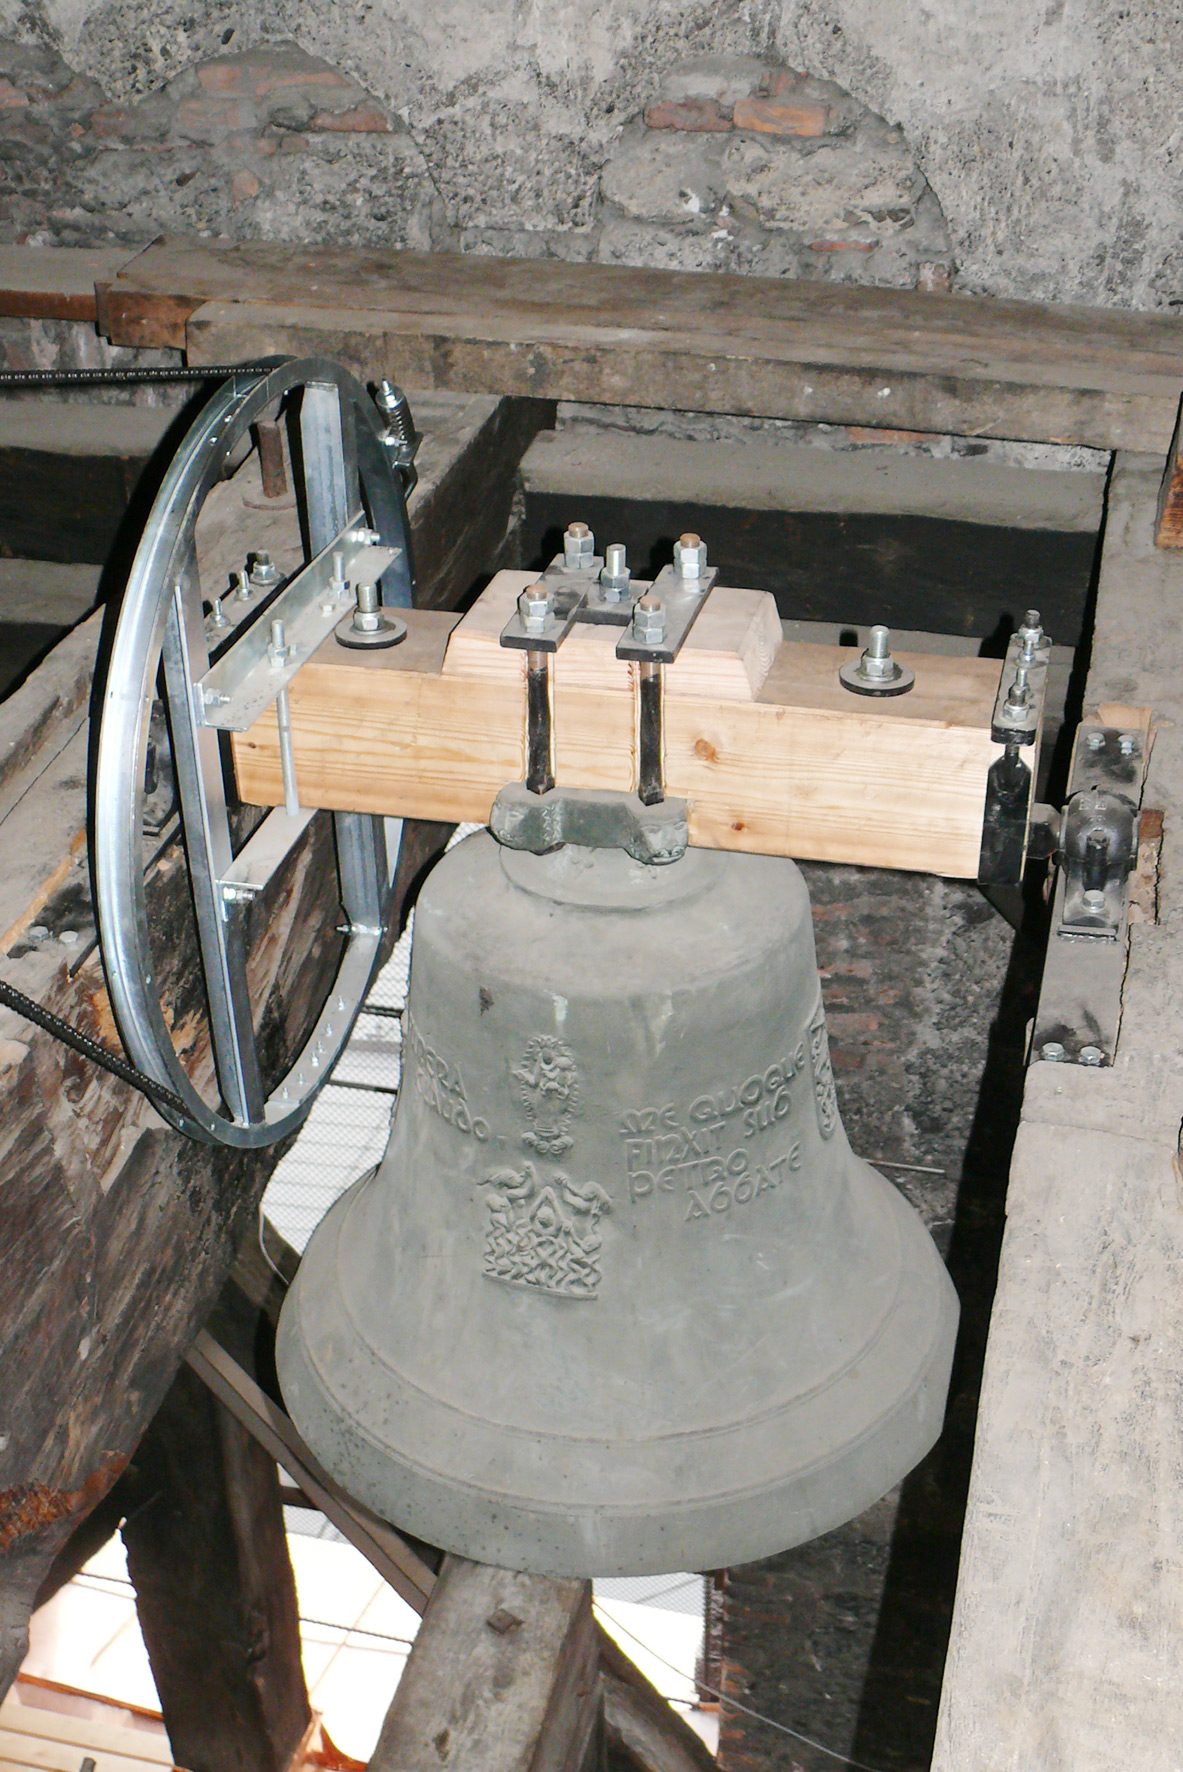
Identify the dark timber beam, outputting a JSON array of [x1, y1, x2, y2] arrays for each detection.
[[87, 236, 1183, 450], [121, 1364, 311, 1772], [370, 1556, 604, 1772]]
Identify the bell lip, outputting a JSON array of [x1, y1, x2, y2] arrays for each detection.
[[275, 1173, 959, 1579], [292, 1162, 915, 1450]]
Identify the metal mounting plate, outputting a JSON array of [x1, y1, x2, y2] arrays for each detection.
[[197, 523, 398, 730], [1031, 721, 1149, 1068], [615, 562, 717, 663]]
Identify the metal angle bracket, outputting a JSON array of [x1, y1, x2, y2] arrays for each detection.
[[1031, 721, 1149, 1068], [197, 515, 398, 731]]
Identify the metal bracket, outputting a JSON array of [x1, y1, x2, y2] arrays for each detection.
[[991, 615, 1051, 745], [1031, 721, 1149, 1067], [490, 783, 689, 865], [615, 560, 718, 664], [197, 516, 398, 731], [217, 806, 317, 907], [977, 745, 1036, 886]]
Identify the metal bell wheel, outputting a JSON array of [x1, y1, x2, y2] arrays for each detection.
[[94, 357, 413, 1147]]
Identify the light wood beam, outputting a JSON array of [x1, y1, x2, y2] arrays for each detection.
[[231, 572, 1006, 879]]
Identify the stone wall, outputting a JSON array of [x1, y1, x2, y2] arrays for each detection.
[[0, 0, 1179, 308], [0, 34, 947, 288]]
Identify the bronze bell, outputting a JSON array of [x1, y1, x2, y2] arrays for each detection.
[[276, 827, 958, 1576]]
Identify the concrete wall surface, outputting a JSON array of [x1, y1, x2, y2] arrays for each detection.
[[0, 0, 1178, 310]]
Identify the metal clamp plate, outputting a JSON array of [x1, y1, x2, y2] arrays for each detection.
[[991, 628, 1051, 745], [1031, 721, 1149, 1067], [615, 562, 718, 664]]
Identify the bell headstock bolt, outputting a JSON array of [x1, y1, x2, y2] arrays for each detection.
[[563, 521, 595, 567], [673, 532, 707, 579], [600, 542, 631, 601], [518, 581, 552, 636], [632, 593, 666, 645]]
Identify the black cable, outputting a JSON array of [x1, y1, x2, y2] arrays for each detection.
[[0, 974, 190, 1118], [0, 364, 274, 387]]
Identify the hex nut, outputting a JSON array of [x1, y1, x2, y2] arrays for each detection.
[[563, 522, 595, 566], [632, 595, 666, 643], [248, 550, 281, 588], [673, 533, 707, 578], [518, 583, 552, 635]]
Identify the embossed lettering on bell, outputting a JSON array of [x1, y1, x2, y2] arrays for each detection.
[[277, 835, 958, 1576]]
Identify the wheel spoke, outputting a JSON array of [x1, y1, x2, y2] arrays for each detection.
[[162, 580, 265, 1123], [300, 380, 354, 550]]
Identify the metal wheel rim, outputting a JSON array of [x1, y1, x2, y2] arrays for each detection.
[[95, 356, 410, 1147]]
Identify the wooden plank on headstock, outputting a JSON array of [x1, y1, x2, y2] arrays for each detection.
[[231, 572, 1004, 878]]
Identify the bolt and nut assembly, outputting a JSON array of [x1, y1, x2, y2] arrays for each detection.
[[632, 594, 666, 645], [1003, 664, 1031, 715], [518, 582, 553, 636], [248, 550, 281, 589], [600, 542, 630, 601], [839, 625, 915, 697], [673, 533, 707, 579], [335, 580, 407, 650], [1017, 609, 1048, 660], [563, 522, 595, 568]]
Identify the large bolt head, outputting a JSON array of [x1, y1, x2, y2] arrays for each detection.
[[518, 582, 552, 635], [632, 593, 666, 643], [248, 549, 280, 587], [563, 521, 595, 566], [673, 532, 707, 578]]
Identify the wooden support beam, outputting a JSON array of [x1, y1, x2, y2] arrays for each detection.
[[120, 1364, 311, 1772], [0, 245, 134, 322], [231, 571, 1006, 878], [371, 1556, 604, 1772], [1154, 392, 1183, 547], [601, 1673, 716, 1772], [188, 1332, 437, 1614], [932, 453, 1183, 1771], [86, 235, 1183, 450]]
